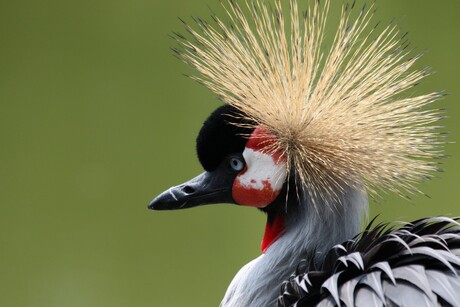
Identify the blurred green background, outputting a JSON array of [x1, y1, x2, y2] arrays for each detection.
[[0, 0, 459, 306]]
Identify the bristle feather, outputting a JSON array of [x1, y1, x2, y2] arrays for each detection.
[[175, 0, 444, 207]]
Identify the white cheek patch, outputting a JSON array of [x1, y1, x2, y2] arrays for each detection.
[[239, 148, 287, 192]]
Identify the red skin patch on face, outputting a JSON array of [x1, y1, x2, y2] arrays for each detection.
[[232, 125, 287, 208], [232, 179, 280, 208], [261, 214, 285, 253], [245, 126, 285, 164], [230, 125, 287, 251]]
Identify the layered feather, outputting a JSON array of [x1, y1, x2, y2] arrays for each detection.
[[173, 0, 444, 206], [278, 217, 460, 306]]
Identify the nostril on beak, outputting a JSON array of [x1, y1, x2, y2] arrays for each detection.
[[182, 185, 195, 195]]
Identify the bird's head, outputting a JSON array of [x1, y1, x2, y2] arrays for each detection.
[[148, 0, 444, 252], [149, 105, 292, 251], [149, 105, 287, 211]]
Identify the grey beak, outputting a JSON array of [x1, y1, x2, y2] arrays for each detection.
[[148, 170, 235, 210]]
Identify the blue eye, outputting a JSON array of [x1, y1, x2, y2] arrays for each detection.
[[229, 157, 245, 172]]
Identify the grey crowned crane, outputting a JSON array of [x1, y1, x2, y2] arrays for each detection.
[[148, 0, 459, 306]]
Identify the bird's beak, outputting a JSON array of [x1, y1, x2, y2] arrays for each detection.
[[148, 171, 234, 210]]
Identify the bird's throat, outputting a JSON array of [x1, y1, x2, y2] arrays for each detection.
[[261, 213, 285, 253]]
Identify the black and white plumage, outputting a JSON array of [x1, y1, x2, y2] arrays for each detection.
[[279, 217, 460, 306], [148, 0, 456, 306]]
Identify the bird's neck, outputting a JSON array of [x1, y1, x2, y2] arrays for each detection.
[[271, 186, 368, 261], [222, 186, 368, 307]]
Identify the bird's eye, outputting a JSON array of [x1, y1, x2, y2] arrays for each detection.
[[229, 157, 245, 172]]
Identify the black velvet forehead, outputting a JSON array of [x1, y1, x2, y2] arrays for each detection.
[[196, 105, 255, 171]]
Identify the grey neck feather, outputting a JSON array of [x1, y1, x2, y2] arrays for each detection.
[[221, 185, 368, 307]]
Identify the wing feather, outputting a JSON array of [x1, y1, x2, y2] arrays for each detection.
[[359, 271, 385, 304], [382, 279, 435, 307], [279, 218, 460, 307], [425, 270, 460, 306], [354, 285, 384, 307], [337, 278, 359, 307]]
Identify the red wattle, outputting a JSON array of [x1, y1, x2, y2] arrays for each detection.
[[261, 214, 285, 253]]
